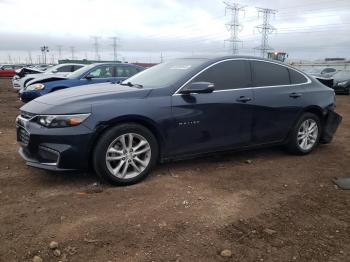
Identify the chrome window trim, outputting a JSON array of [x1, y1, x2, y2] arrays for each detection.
[[173, 58, 311, 96]]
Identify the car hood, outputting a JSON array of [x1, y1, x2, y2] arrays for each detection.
[[21, 83, 152, 115], [26, 74, 68, 86]]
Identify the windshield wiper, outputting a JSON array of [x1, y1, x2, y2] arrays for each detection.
[[120, 81, 143, 89]]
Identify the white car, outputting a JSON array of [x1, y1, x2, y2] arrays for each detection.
[[12, 63, 85, 91]]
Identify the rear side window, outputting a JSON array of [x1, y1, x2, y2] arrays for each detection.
[[191, 60, 251, 90], [57, 65, 73, 72], [116, 66, 139, 77], [289, 68, 308, 84], [73, 65, 84, 71], [251, 61, 290, 87]]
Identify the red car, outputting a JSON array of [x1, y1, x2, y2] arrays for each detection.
[[0, 64, 22, 77]]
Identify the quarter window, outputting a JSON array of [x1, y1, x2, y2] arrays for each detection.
[[190, 60, 251, 90], [289, 68, 308, 84], [251, 61, 290, 87]]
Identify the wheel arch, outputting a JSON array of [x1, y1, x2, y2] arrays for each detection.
[[302, 105, 325, 120], [285, 105, 326, 144], [88, 115, 165, 167]]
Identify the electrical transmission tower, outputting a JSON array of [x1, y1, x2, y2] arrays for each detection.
[[254, 7, 277, 58], [224, 1, 245, 55], [92, 36, 101, 61], [110, 37, 119, 62]]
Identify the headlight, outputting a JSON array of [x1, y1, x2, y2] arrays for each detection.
[[37, 114, 90, 128], [26, 83, 45, 91], [337, 81, 348, 87]]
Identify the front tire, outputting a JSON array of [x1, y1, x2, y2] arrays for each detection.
[[286, 112, 321, 155], [93, 123, 158, 185]]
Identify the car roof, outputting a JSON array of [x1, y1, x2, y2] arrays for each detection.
[[57, 63, 85, 66], [180, 55, 283, 64]]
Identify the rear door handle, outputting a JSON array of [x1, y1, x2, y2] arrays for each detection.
[[236, 96, 252, 103], [289, 92, 302, 98]]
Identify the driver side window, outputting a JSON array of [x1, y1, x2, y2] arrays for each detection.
[[190, 60, 251, 90], [89, 66, 114, 78]]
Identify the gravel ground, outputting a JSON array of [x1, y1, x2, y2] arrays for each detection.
[[0, 78, 349, 262]]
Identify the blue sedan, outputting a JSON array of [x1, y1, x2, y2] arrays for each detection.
[[20, 63, 144, 102]]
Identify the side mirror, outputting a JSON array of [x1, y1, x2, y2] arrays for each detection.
[[52, 69, 58, 73], [85, 74, 94, 80], [180, 82, 215, 95]]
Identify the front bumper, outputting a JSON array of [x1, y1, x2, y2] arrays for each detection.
[[16, 115, 94, 171], [18, 147, 75, 171], [20, 90, 42, 103], [333, 85, 350, 94]]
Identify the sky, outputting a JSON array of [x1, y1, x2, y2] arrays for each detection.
[[0, 0, 349, 63]]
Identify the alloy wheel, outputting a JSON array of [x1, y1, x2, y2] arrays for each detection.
[[297, 119, 319, 151], [105, 133, 151, 179]]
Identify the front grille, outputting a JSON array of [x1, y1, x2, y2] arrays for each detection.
[[18, 127, 30, 146], [20, 111, 36, 120]]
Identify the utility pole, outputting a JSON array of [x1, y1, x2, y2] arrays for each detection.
[[28, 51, 33, 64], [160, 52, 164, 63], [110, 37, 119, 62], [254, 7, 277, 58], [70, 46, 75, 60], [223, 1, 245, 55], [40, 46, 49, 64], [57, 45, 63, 61], [92, 36, 101, 61]]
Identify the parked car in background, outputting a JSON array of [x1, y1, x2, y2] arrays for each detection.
[[15, 66, 46, 78], [20, 63, 144, 102], [13, 63, 84, 91], [331, 71, 350, 95], [0, 64, 23, 77], [320, 67, 337, 78], [307, 67, 338, 79], [16, 56, 341, 185]]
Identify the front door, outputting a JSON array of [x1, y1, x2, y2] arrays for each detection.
[[169, 59, 254, 157]]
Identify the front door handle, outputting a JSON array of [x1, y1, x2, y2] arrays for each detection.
[[289, 92, 302, 98], [236, 96, 252, 103]]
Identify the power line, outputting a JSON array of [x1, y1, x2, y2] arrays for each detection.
[[254, 7, 277, 58], [224, 1, 245, 55]]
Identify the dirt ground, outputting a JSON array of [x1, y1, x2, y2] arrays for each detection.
[[0, 78, 349, 262]]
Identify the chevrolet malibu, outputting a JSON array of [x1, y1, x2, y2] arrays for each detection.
[[16, 56, 342, 185]]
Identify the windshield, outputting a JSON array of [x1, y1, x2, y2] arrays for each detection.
[[122, 58, 208, 88], [67, 64, 93, 79], [45, 64, 64, 73]]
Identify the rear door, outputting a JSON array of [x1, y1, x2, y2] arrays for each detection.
[[250, 60, 309, 144], [169, 59, 254, 156]]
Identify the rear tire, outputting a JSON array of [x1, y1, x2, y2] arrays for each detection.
[[93, 123, 158, 186], [286, 112, 321, 155]]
